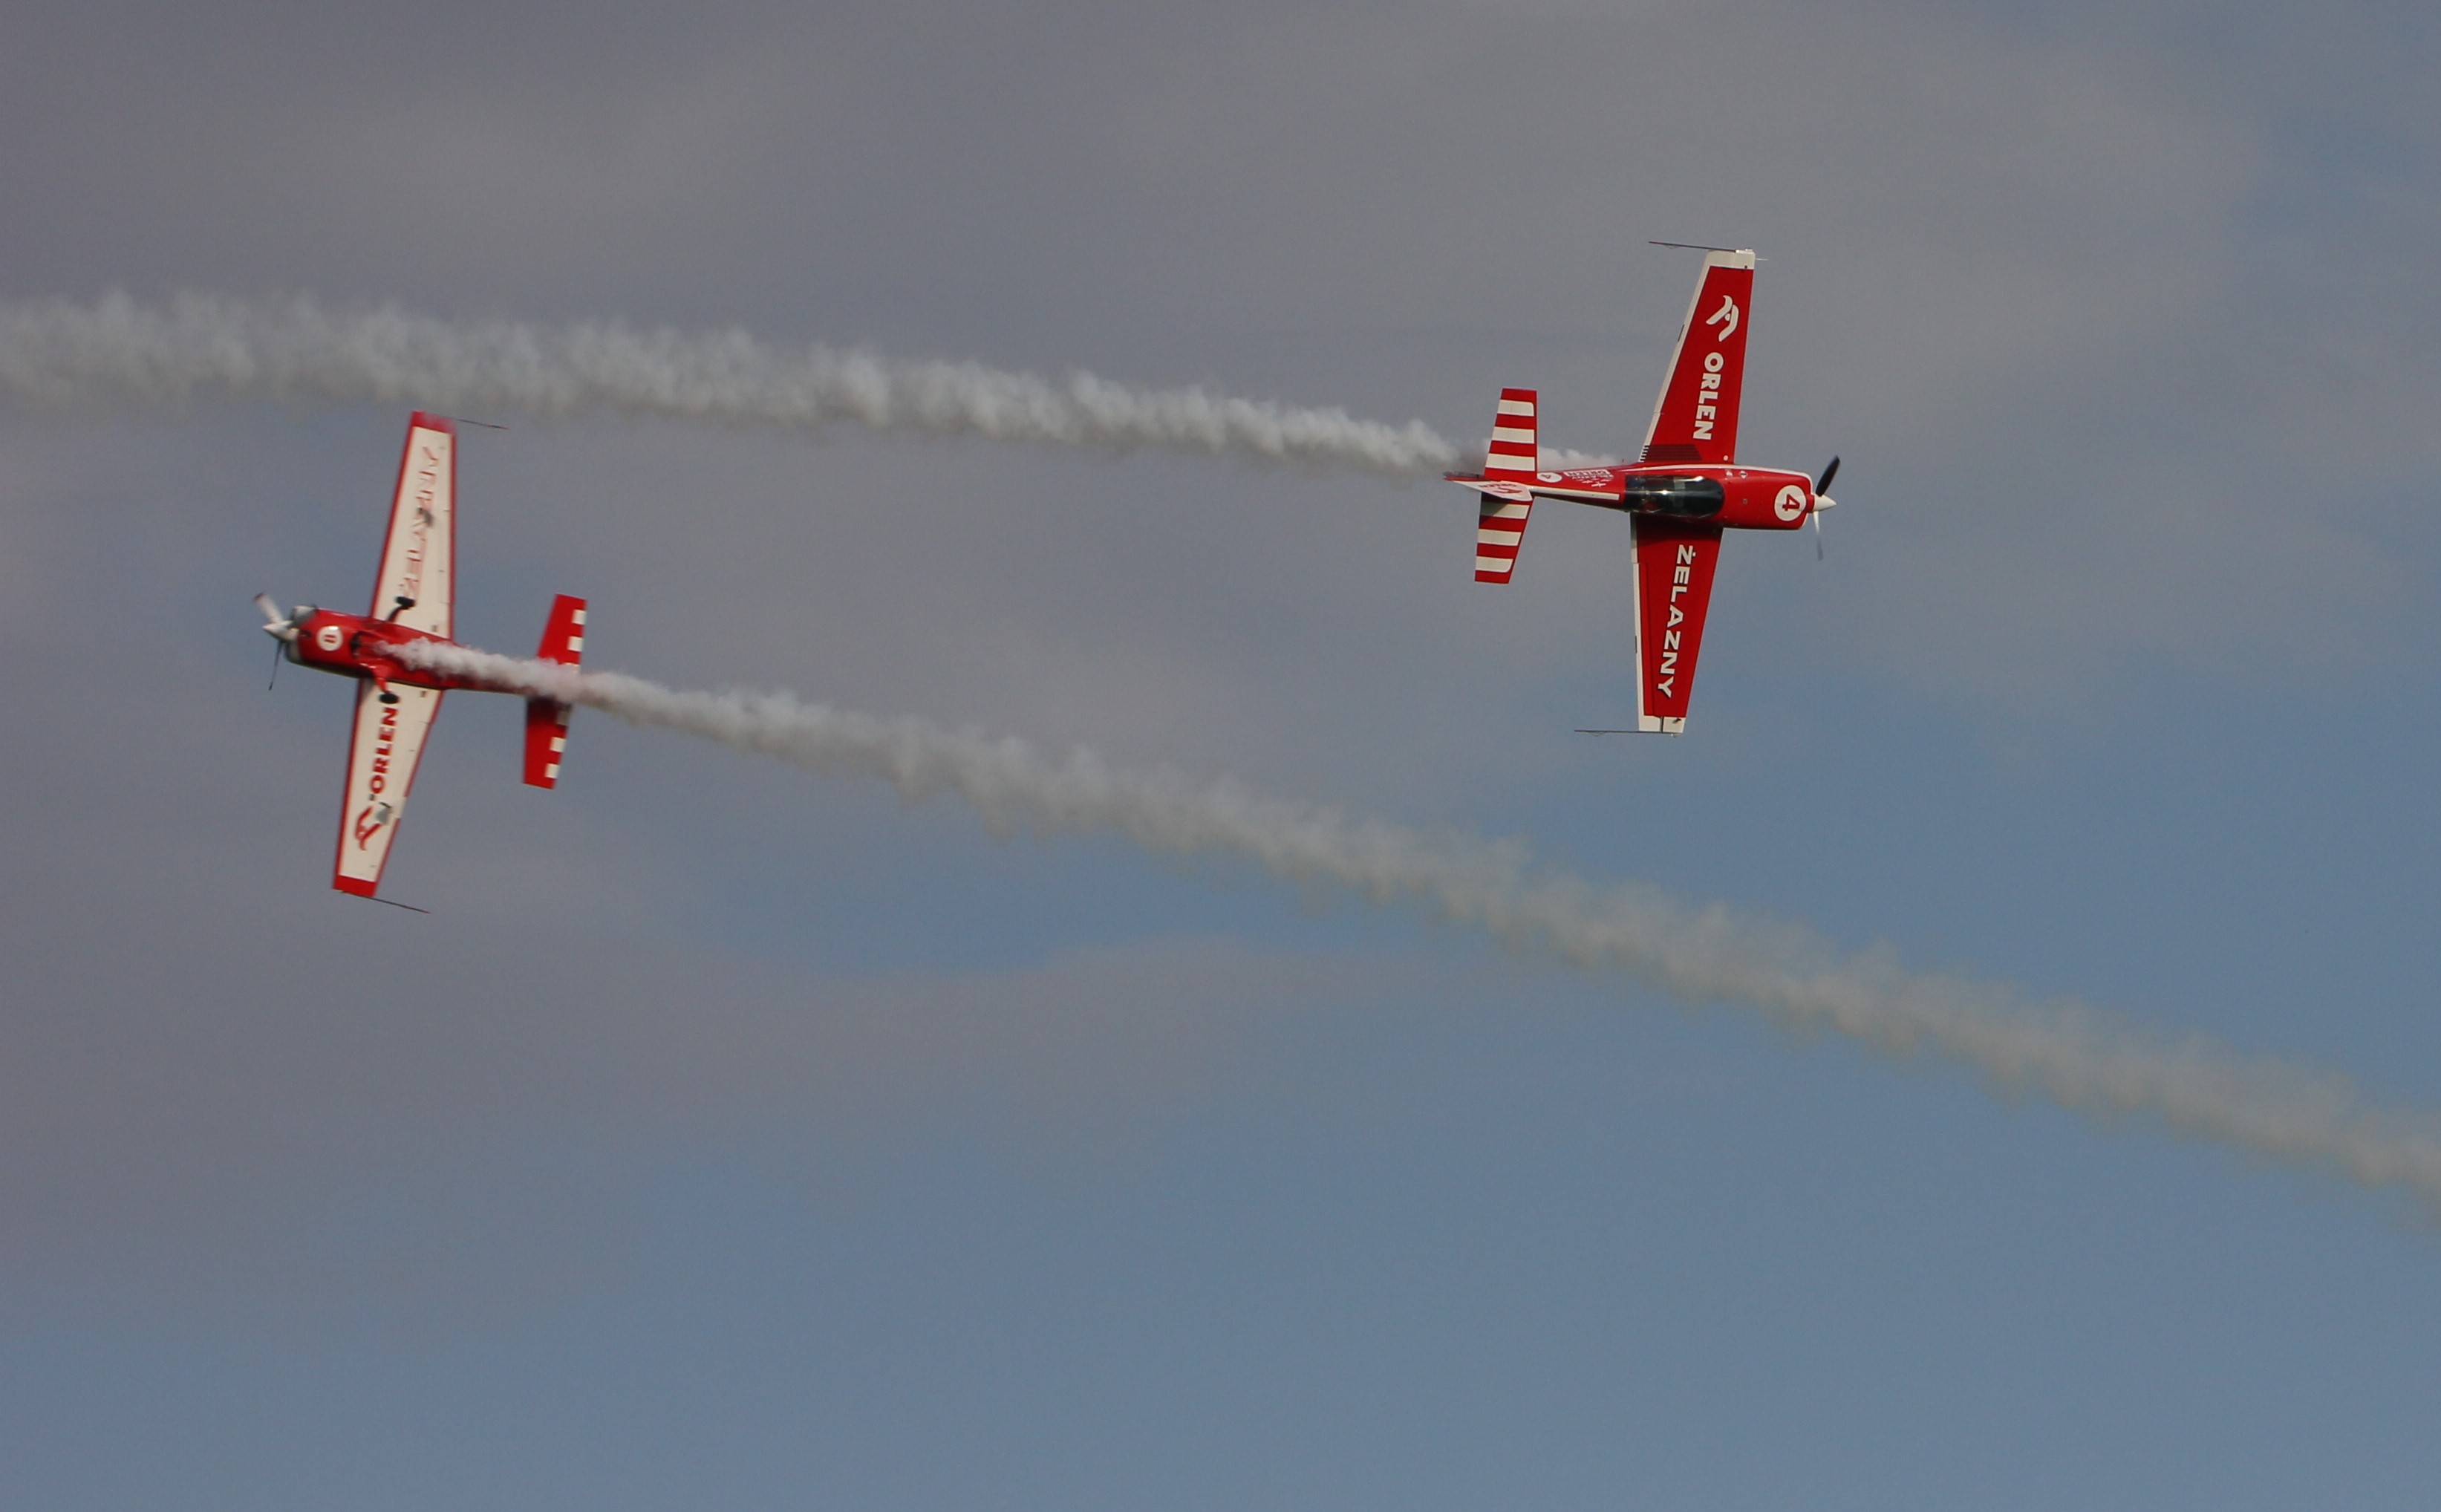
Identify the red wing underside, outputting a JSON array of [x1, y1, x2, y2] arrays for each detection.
[[1629, 517, 1724, 734], [369, 414, 457, 638], [333, 682, 443, 896]]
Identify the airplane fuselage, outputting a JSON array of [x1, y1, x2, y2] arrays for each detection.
[[1451, 461, 1823, 531], [283, 610, 495, 694]]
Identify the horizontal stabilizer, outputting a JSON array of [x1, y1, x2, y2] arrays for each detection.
[[522, 595, 585, 789], [1474, 388, 1537, 582], [1475, 496, 1532, 583]]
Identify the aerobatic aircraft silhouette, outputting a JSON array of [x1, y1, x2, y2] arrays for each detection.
[[1447, 246, 1838, 734], [256, 412, 585, 904]]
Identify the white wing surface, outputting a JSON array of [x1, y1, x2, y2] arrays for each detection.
[[332, 682, 444, 896], [368, 412, 456, 639]]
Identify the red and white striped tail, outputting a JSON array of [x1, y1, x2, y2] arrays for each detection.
[[1476, 388, 1537, 584], [1475, 495, 1532, 583], [1487, 388, 1538, 478], [522, 595, 585, 789]]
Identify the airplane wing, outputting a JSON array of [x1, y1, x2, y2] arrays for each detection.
[[1639, 250, 1756, 466], [368, 412, 456, 639], [332, 682, 444, 896], [1628, 516, 1725, 734]]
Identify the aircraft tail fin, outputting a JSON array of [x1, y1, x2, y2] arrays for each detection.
[[1485, 387, 1539, 480], [522, 595, 585, 789], [1470, 388, 1538, 583]]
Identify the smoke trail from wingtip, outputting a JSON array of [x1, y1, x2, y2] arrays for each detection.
[[400, 637, 2441, 1218], [0, 292, 1461, 478]]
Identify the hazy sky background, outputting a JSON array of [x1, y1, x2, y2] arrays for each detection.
[[7, 2, 2441, 1508]]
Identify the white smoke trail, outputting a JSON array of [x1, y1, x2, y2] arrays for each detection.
[[398, 637, 2441, 1216], [0, 292, 1460, 478]]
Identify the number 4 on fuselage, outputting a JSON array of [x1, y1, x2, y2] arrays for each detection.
[[1448, 247, 1839, 734], [255, 412, 588, 902]]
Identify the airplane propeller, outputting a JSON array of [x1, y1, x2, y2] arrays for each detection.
[[256, 592, 307, 688], [1811, 455, 1840, 559], [255, 593, 301, 639]]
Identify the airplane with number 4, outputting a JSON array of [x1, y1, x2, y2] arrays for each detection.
[[1447, 245, 1839, 734], [255, 411, 587, 905]]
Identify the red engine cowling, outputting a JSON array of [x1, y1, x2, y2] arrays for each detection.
[[1713, 468, 1817, 531]]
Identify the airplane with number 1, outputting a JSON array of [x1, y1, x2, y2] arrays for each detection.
[[1446, 246, 1839, 734], [255, 412, 588, 905]]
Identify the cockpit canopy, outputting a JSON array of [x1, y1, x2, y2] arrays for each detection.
[[1620, 474, 1725, 518]]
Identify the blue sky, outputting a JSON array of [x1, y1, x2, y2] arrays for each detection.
[[5, 2, 2441, 1508]]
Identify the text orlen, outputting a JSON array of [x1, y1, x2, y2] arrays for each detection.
[[353, 700, 402, 849], [1692, 351, 1725, 441]]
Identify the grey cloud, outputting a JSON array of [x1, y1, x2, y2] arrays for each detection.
[[5, 0, 2441, 1270], [12, 0, 2430, 725], [400, 635, 2441, 1220], [0, 902, 1373, 1277]]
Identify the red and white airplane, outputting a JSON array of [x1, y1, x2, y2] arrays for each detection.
[[255, 412, 587, 902], [1447, 246, 1837, 734]]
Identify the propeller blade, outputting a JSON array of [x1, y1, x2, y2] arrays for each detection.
[[255, 592, 286, 628], [267, 637, 284, 690], [1808, 456, 1840, 561]]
